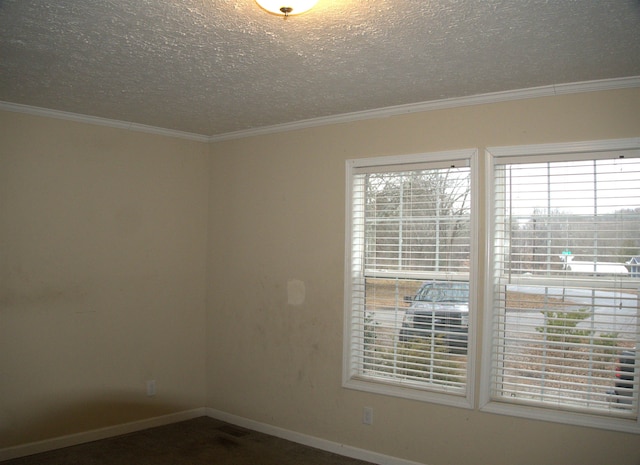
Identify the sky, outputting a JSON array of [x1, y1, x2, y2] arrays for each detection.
[[503, 157, 640, 217]]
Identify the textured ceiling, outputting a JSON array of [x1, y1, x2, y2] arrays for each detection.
[[1, 0, 639, 137]]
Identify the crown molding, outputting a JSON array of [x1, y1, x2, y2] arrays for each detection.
[[0, 101, 210, 143], [209, 75, 640, 142], [2, 76, 638, 144]]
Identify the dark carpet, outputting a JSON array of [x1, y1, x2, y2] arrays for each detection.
[[2, 417, 376, 465]]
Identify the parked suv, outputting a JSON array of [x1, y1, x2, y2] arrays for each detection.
[[399, 281, 469, 350], [611, 349, 636, 405]]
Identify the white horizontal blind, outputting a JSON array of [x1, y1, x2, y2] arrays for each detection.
[[348, 162, 471, 395], [490, 155, 640, 419]]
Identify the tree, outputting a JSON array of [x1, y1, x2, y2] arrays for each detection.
[[364, 168, 471, 273]]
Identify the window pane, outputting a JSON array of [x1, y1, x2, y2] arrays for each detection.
[[362, 169, 471, 274], [491, 155, 640, 419], [359, 277, 468, 392], [347, 160, 472, 399]]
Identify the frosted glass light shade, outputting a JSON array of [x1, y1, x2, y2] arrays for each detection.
[[255, 0, 318, 16]]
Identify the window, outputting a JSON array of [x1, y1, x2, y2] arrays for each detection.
[[343, 150, 476, 407], [483, 139, 640, 433]]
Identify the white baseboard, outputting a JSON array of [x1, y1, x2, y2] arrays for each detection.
[[0, 408, 206, 462], [1, 407, 424, 465], [205, 408, 425, 465]]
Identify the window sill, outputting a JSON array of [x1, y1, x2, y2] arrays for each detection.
[[479, 397, 640, 434], [343, 376, 474, 410]]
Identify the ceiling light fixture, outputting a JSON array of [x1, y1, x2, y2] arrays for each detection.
[[255, 0, 318, 18]]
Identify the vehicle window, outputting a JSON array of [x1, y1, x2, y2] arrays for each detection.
[[416, 282, 469, 302]]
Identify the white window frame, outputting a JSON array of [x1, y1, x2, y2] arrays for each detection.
[[343, 149, 478, 409], [480, 137, 640, 434]]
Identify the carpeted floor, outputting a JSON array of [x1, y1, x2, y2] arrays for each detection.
[[1, 416, 376, 465]]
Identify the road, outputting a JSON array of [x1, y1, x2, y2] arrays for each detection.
[[505, 285, 638, 342], [369, 285, 638, 343]]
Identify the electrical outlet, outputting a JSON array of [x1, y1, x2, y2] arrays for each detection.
[[146, 380, 156, 397], [363, 407, 373, 425]]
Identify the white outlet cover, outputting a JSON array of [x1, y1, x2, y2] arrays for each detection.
[[146, 380, 156, 396], [363, 407, 373, 425]]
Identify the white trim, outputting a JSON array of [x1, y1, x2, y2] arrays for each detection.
[[479, 401, 640, 435], [0, 101, 210, 143], [205, 408, 426, 465], [466, 150, 480, 410], [348, 149, 472, 172], [0, 408, 206, 462], [2, 76, 637, 143], [343, 157, 357, 390], [0, 406, 428, 465], [487, 137, 640, 159], [342, 377, 473, 410], [209, 76, 640, 142], [479, 150, 499, 414]]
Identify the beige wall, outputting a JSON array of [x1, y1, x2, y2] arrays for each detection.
[[0, 112, 209, 447], [207, 88, 640, 465], [1, 88, 639, 464]]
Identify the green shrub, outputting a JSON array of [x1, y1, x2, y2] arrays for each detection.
[[395, 337, 464, 383], [536, 307, 594, 346]]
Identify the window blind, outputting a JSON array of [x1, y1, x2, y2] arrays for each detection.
[[347, 162, 472, 395], [490, 155, 640, 419]]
